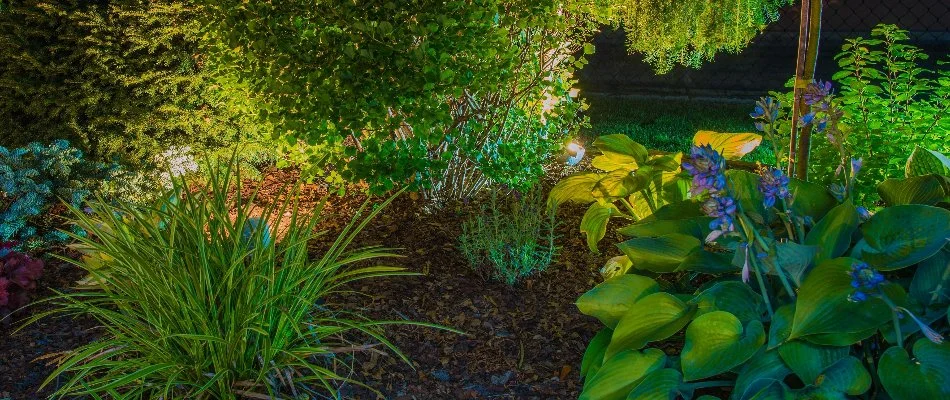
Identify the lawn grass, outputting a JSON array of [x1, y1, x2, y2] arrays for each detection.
[[582, 94, 774, 163]]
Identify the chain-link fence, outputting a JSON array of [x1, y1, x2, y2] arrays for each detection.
[[578, 0, 950, 99]]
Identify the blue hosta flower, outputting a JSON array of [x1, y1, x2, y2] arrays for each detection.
[[703, 196, 736, 232], [740, 243, 751, 283], [750, 97, 780, 122], [800, 112, 816, 126], [565, 142, 585, 166], [803, 81, 833, 106], [683, 145, 726, 195], [849, 261, 885, 302], [759, 168, 791, 208], [896, 307, 945, 344], [850, 158, 863, 177], [856, 206, 871, 222]]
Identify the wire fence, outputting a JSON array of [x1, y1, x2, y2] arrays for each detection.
[[578, 0, 950, 99]]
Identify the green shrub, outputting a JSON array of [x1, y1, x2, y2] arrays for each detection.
[[31, 160, 436, 398], [205, 0, 605, 197], [459, 189, 558, 285], [0, 0, 254, 166], [553, 117, 950, 399], [0, 140, 115, 249]]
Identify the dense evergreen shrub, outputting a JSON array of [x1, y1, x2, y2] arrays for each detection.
[[0, 140, 115, 249], [0, 0, 253, 166]]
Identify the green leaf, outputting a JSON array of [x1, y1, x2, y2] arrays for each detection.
[[548, 173, 602, 207], [617, 217, 712, 239], [594, 134, 649, 164], [777, 341, 849, 385], [692, 281, 766, 323], [626, 369, 682, 400], [789, 258, 890, 343], [877, 175, 950, 206], [579, 349, 666, 400], [906, 146, 950, 177], [692, 131, 762, 160], [772, 242, 819, 286], [592, 153, 638, 172], [676, 248, 737, 274], [733, 349, 792, 400], [857, 204, 950, 270], [768, 304, 795, 349], [878, 340, 950, 400], [594, 169, 641, 199], [617, 234, 701, 273], [639, 201, 705, 223], [581, 328, 613, 382], [910, 249, 950, 307], [726, 170, 770, 220], [787, 178, 838, 222], [582, 202, 621, 252], [577, 275, 660, 329], [681, 311, 766, 381], [811, 356, 871, 396], [805, 202, 860, 263], [606, 293, 695, 359]]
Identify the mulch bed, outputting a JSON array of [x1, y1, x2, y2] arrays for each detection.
[[1, 168, 610, 399]]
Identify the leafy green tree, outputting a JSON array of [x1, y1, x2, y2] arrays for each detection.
[[609, 0, 794, 73], [205, 0, 608, 196]]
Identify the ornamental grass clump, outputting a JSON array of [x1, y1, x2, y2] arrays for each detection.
[[28, 160, 432, 399]]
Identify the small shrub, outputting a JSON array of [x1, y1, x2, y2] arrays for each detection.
[[459, 189, 558, 285], [0, 140, 115, 249], [0, 242, 44, 314], [31, 159, 435, 398]]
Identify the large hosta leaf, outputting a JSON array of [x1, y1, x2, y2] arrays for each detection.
[[777, 341, 849, 385], [618, 234, 701, 273], [577, 275, 659, 329], [692, 130, 762, 160], [579, 348, 666, 400], [787, 178, 838, 222], [773, 242, 819, 286], [910, 249, 950, 307], [877, 175, 950, 206], [789, 258, 890, 343], [639, 201, 705, 223], [581, 328, 613, 383], [725, 170, 770, 220], [733, 349, 792, 400], [627, 369, 682, 400], [906, 145, 950, 178], [548, 173, 602, 206], [594, 169, 642, 199], [857, 204, 950, 270], [677, 247, 737, 274], [595, 134, 649, 163], [582, 202, 622, 252], [681, 311, 766, 381], [878, 340, 950, 400], [798, 356, 871, 397], [692, 281, 766, 323], [805, 202, 860, 263], [617, 217, 712, 239], [606, 293, 695, 359]]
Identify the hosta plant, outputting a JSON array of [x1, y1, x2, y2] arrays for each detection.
[[561, 132, 950, 399], [548, 131, 762, 252], [28, 160, 444, 399]]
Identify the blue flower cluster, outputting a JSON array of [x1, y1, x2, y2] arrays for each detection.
[[849, 261, 885, 302], [759, 168, 791, 208], [803, 80, 833, 106], [750, 97, 781, 132], [683, 145, 726, 196], [703, 196, 737, 232]]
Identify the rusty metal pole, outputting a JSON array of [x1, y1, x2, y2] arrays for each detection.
[[788, 0, 823, 180]]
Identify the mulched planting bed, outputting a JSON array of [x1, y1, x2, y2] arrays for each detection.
[[1, 168, 609, 399]]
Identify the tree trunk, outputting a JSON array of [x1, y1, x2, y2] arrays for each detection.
[[788, 0, 823, 180]]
